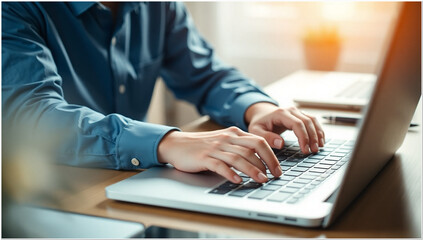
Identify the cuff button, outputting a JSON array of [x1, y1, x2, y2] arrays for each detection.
[[131, 158, 140, 166]]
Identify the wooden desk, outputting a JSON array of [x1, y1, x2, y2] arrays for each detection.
[[10, 74, 422, 238]]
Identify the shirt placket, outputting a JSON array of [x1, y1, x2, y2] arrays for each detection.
[[109, 23, 129, 114]]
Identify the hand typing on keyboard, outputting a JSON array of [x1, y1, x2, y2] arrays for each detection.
[[158, 103, 325, 184], [209, 138, 353, 204], [245, 103, 325, 153]]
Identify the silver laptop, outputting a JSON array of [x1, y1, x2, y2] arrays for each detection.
[[106, 3, 421, 228], [291, 70, 377, 110]]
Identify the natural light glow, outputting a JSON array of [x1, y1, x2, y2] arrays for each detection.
[[321, 2, 356, 21]]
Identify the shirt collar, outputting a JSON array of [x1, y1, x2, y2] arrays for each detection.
[[67, 2, 97, 16]]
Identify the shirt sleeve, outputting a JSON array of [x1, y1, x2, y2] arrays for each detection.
[[160, 2, 278, 131], [1, 2, 178, 170]]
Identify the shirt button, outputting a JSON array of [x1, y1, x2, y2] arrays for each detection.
[[111, 37, 117, 46], [131, 158, 140, 166], [119, 84, 126, 94]]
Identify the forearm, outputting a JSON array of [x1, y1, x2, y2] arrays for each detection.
[[3, 80, 178, 170]]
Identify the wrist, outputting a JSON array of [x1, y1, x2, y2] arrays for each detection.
[[244, 102, 279, 126], [157, 130, 180, 164]]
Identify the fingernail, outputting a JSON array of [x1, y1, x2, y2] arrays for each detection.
[[274, 139, 283, 149], [233, 174, 242, 183], [258, 172, 268, 182], [304, 144, 310, 154], [320, 138, 325, 146], [274, 166, 283, 176], [312, 143, 319, 152]]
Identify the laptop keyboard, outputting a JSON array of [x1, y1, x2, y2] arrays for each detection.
[[335, 80, 374, 99], [208, 138, 354, 204]]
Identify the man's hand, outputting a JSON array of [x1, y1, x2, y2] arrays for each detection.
[[157, 127, 282, 184], [245, 102, 325, 153]]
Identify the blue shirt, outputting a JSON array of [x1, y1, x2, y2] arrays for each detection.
[[2, 2, 277, 170]]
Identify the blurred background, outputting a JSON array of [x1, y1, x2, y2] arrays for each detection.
[[147, 2, 400, 127]]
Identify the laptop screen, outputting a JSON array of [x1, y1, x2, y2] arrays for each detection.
[[324, 2, 421, 227]]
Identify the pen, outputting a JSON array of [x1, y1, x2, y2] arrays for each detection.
[[322, 115, 419, 127]]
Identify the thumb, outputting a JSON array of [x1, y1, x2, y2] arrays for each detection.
[[250, 127, 284, 149]]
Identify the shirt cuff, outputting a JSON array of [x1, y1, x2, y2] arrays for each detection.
[[231, 92, 278, 131], [117, 120, 180, 169]]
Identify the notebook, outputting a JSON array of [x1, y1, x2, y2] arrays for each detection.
[[105, 2, 421, 228], [291, 70, 377, 110]]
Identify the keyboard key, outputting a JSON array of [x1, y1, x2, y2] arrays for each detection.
[[309, 168, 326, 173], [294, 178, 312, 184], [286, 182, 306, 189], [262, 184, 281, 191], [229, 182, 261, 197], [243, 182, 262, 189], [280, 187, 298, 193], [284, 171, 303, 177], [320, 173, 331, 179], [316, 152, 330, 156], [268, 179, 289, 186], [297, 162, 315, 168], [248, 190, 273, 199], [314, 164, 331, 169], [327, 143, 342, 147], [267, 192, 291, 202], [299, 173, 319, 180], [266, 173, 275, 179], [281, 161, 297, 167], [310, 180, 322, 186], [280, 176, 295, 181], [273, 148, 282, 155], [303, 159, 320, 164], [209, 188, 232, 195], [287, 146, 301, 151], [331, 166, 341, 170], [277, 155, 289, 161], [299, 189, 310, 194], [291, 166, 309, 172], [278, 151, 296, 157], [308, 155, 325, 160], [229, 190, 251, 197], [331, 153, 347, 157], [295, 153, 311, 158], [325, 156, 342, 161], [319, 160, 337, 165], [335, 149, 351, 153], [320, 147, 335, 152], [330, 139, 347, 144], [281, 166, 291, 171], [287, 157, 304, 162], [219, 181, 241, 189]]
